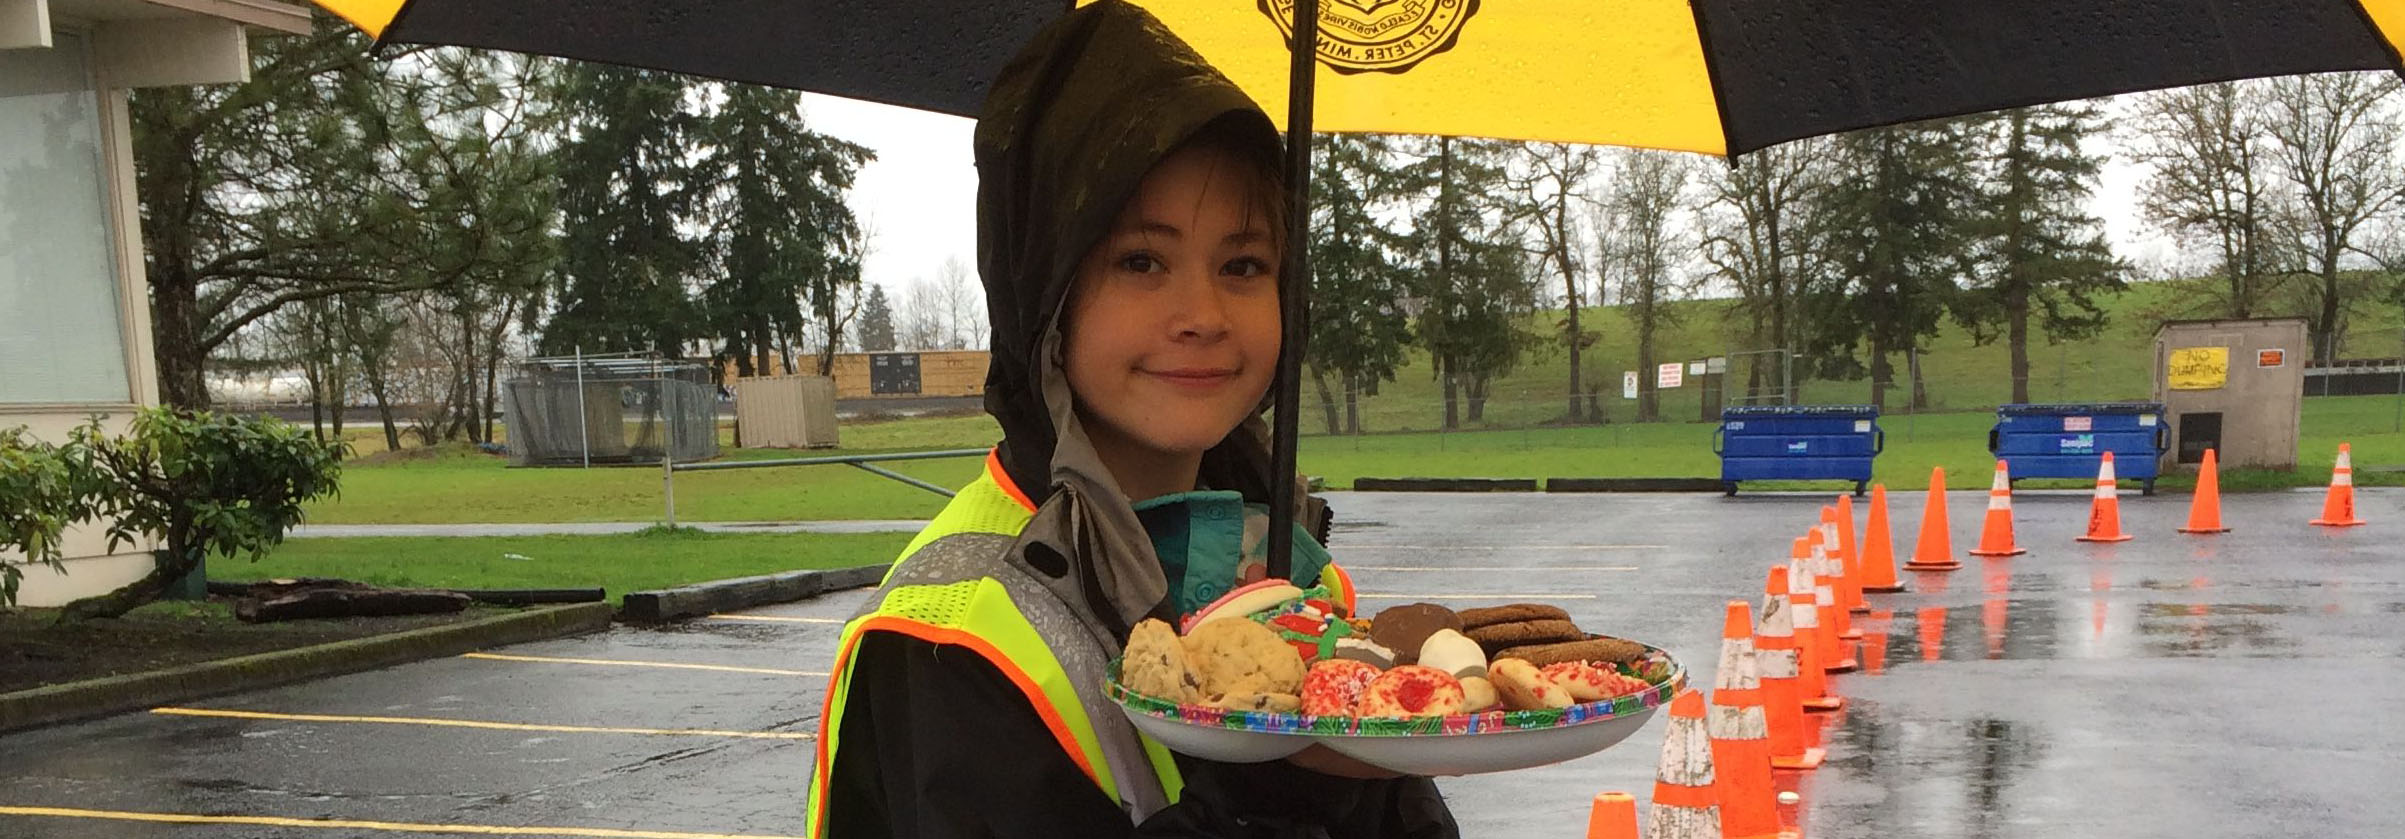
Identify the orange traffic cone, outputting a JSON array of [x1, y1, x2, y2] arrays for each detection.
[[1837, 495, 1868, 613], [1810, 536, 1863, 657], [1707, 602, 1782, 839], [2179, 448, 2231, 534], [1650, 689, 1722, 839], [1587, 792, 1639, 839], [1773, 564, 1841, 712], [2078, 452, 2134, 542], [1792, 552, 1857, 676], [1857, 485, 1908, 593], [1754, 570, 1825, 770], [2310, 443, 2365, 527], [1967, 460, 2026, 557], [1813, 521, 1863, 641], [1905, 467, 1962, 571], [1788, 538, 1847, 671]]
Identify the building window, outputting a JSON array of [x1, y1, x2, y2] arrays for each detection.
[[0, 31, 133, 405]]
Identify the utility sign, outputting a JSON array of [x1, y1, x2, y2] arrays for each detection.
[[1657, 362, 1684, 389], [1623, 371, 1639, 399], [2258, 349, 2286, 368]]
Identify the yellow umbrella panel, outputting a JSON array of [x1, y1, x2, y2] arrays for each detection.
[[316, 0, 2404, 156], [1139, 0, 1725, 155]]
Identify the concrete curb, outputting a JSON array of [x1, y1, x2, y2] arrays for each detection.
[[0, 602, 613, 734], [1352, 477, 1541, 492], [619, 564, 891, 623], [1545, 477, 1725, 493]]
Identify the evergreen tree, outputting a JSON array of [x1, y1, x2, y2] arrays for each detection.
[[541, 64, 703, 357], [1957, 105, 2124, 403], [1397, 137, 1538, 428], [1802, 120, 1982, 412], [696, 84, 873, 376], [857, 285, 899, 353], [1305, 134, 1414, 434], [131, 26, 555, 407]]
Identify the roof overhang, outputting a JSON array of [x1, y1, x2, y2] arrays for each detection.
[[6, 0, 311, 86]]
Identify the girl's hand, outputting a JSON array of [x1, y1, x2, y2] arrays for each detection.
[[1282, 744, 1406, 779]]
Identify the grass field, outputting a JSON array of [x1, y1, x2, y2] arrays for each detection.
[[301, 394, 2401, 524], [1296, 275, 2405, 433], [298, 273, 2404, 524], [221, 529, 911, 594], [1295, 397, 2403, 492]]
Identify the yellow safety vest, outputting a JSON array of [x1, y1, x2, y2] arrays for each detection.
[[804, 451, 1354, 836]]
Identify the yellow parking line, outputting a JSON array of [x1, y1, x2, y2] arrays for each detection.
[[1346, 566, 1639, 572], [707, 614, 844, 624], [1356, 593, 1601, 600], [461, 652, 827, 678], [150, 708, 812, 740], [0, 805, 801, 839]]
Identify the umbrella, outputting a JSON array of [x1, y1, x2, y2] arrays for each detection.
[[311, 0, 2405, 573]]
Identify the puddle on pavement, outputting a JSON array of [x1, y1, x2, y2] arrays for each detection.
[[1804, 703, 2051, 838]]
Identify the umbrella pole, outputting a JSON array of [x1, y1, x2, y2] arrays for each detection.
[[1266, 0, 1320, 583]]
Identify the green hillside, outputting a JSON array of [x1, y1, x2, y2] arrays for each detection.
[[1307, 275, 2405, 435]]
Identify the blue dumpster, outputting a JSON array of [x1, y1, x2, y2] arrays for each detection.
[[1988, 402, 2170, 494], [1716, 405, 1882, 496]]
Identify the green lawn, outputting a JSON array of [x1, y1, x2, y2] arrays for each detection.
[[303, 394, 2401, 525], [1296, 396, 2403, 491], [1300, 276, 2405, 433], [304, 270, 2405, 524], [218, 529, 911, 594]]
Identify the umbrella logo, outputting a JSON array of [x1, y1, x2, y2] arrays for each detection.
[[1259, 0, 1481, 75]]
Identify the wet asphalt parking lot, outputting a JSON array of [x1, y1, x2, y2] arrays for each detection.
[[2, 486, 2399, 838]]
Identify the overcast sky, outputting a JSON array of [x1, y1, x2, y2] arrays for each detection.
[[801, 92, 2183, 309]]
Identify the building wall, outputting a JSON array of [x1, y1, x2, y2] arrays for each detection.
[[2, 3, 311, 606], [2152, 319, 2307, 471], [1, 29, 161, 606], [827, 351, 990, 400], [719, 351, 991, 400]]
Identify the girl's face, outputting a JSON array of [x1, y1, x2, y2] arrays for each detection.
[[1064, 144, 1282, 472]]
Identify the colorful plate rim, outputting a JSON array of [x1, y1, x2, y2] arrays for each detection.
[[1106, 643, 1686, 738]]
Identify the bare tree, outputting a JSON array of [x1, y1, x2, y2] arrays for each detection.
[[1507, 143, 1604, 421], [1700, 137, 1829, 405], [2127, 83, 2281, 319], [934, 256, 986, 351], [1597, 149, 1694, 422], [899, 277, 945, 351], [2262, 72, 2405, 361]]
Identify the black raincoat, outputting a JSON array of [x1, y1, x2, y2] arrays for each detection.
[[820, 3, 1459, 837]]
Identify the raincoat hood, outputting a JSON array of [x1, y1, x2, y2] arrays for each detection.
[[973, 0, 1296, 641]]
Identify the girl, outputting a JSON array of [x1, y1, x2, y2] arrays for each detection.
[[806, 3, 1459, 837]]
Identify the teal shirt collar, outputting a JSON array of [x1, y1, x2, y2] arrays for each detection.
[[1130, 490, 1333, 617]]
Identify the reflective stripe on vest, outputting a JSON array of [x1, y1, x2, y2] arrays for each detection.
[[804, 451, 1350, 836], [806, 454, 1183, 836]]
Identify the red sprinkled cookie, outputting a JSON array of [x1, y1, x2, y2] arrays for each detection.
[[1356, 665, 1466, 718], [1489, 658, 1572, 710], [1300, 659, 1381, 716]]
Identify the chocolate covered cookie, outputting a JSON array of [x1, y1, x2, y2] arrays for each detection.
[[1366, 603, 1462, 666]]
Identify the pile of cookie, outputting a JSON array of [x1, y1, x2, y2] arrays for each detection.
[[1118, 580, 1657, 719]]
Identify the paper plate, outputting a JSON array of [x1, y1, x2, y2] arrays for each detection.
[[1105, 643, 1684, 776]]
